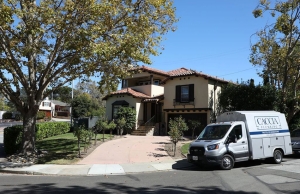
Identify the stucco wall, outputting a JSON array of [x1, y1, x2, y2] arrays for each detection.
[[163, 76, 209, 109], [105, 95, 142, 128]]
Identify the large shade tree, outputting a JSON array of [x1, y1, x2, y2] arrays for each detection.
[[0, 0, 177, 154], [251, 0, 300, 123]]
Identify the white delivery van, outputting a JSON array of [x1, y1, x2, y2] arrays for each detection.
[[187, 111, 293, 170]]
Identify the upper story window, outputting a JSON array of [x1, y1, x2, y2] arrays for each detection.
[[138, 79, 160, 86], [175, 84, 194, 103], [181, 86, 189, 102], [153, 80, 160, 85], [43, 102, 51, 107], [122, 79, 128, 88]]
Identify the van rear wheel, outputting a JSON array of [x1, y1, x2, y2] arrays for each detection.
[[273, 150, 283, 164], [220, 154, 234, 170]]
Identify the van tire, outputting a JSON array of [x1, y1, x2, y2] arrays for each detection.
[[273, 150, 283, 164], [220, 154, 234, 170]]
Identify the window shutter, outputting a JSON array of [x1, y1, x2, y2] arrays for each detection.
[[175, 85, 181, 102], [189, 84, 194, 102], [49, 102, 51, 107], [42, 102, 44, 106]]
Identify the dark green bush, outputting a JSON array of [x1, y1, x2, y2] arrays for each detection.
[[36, 122, 70, 140], [4, 125, 23, 155], [14, 114, 22, 121], [4, 122, 70, 155], [2, 112, 13, 119], [37, 111, 46, 120]]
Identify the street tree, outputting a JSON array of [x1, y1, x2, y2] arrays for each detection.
[[168, 116, 188, 156], [74, 79, 106, 107], [52, 86, 72, 104], [115, 117, 126, 136], [188, 120, 202, 140], [251, 0, 300, 123], [0, 0, 176, 154], [218, 80, 278, 112]]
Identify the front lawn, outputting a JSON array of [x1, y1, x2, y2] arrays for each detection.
[[36, 132, 112, 164], [181, 142, 190, 155]]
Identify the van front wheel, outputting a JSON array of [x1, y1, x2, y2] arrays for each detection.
[[273, 150, 283, 164], [220, 154, 234, 170]]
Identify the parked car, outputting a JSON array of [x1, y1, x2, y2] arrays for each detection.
[[291, 129, 300, 155]]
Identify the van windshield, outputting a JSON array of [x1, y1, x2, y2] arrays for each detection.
[[197, 125, 231, 140]]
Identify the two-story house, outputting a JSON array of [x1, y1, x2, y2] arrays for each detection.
[[103, 66, 229, 136], [39, 97, 71, 118]]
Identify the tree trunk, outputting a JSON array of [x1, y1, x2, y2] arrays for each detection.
[[78, 139, 81, 158], [102, 128, 105, 142], [21, 113, 37, 154], [173, 142, 176, 157], [94, 133, 97, 145]]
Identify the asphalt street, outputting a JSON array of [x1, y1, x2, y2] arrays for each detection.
[[0, 160, 300, 194]]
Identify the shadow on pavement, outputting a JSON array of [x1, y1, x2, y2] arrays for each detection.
[[0, 182, 266, 194]]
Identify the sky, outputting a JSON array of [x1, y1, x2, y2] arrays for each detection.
[[146, 0, 276, 85]]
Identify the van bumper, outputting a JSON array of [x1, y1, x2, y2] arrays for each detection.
[[187, 154, 222, 165]]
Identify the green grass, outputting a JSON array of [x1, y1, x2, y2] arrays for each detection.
[[36, 132, 113, 164], [181, 142, 190, 155]]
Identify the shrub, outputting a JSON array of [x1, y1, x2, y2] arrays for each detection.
[[4, 125, 23, 155], [116, 107, 136, 134], [14, 114, 22, 121], [2, 112, 13, 119], [4, 122, 70, 155], [37, 111, 46, 120], [36, 122, 70, 140]]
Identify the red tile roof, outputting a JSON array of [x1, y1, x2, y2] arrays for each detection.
[[130, 65, 170, 77], [167, 68, 195, 76], [102, 88, 151, 100], [162, 67, 229, 84]]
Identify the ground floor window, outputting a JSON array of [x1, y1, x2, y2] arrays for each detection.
[[112, 100, 129, 119], [113, 105, 121, 119]]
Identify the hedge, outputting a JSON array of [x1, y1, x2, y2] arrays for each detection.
[[4, 122, 70, 155], [37, 111, 46, 120], [2, 112, 13, 119], [3, 125, 23, 155]]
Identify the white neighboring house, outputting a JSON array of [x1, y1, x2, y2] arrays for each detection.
[[39, 97, 70, 118], [0, 111, 6, 119]]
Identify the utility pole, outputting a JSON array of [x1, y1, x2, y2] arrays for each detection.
[[70, 80, 74, 128]]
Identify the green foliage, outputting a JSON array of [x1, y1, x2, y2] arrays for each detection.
[[71, 94, 93, 118], [116, 107, 136, 134], [35, 132, 111, 164], [169, 116, 189, 136], [181, 143, 191, 155], [0, 0, 177, 154], [73, 125, 93, 157], [14, 113, 22, 121], [219, 81, 278, 112], [251, 0, 300, 123], [4, 125, 23, 155], [2, 112, 12, 119], [168, 116, 188, 156], [37, 111, 46, 120], [188, 120, 202, 139], [52, 86, 72, 104], [4, 122, 70, 155], [36, 122, 70, 141], [116, 117, 126, 136]]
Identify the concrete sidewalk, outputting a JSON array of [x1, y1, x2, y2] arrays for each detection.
[[0, 159, 193, 176]]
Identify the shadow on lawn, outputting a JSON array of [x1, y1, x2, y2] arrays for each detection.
[[36, 139, 79, 163]]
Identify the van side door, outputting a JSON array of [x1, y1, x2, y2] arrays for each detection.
[[227, 124, 249, 161]]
